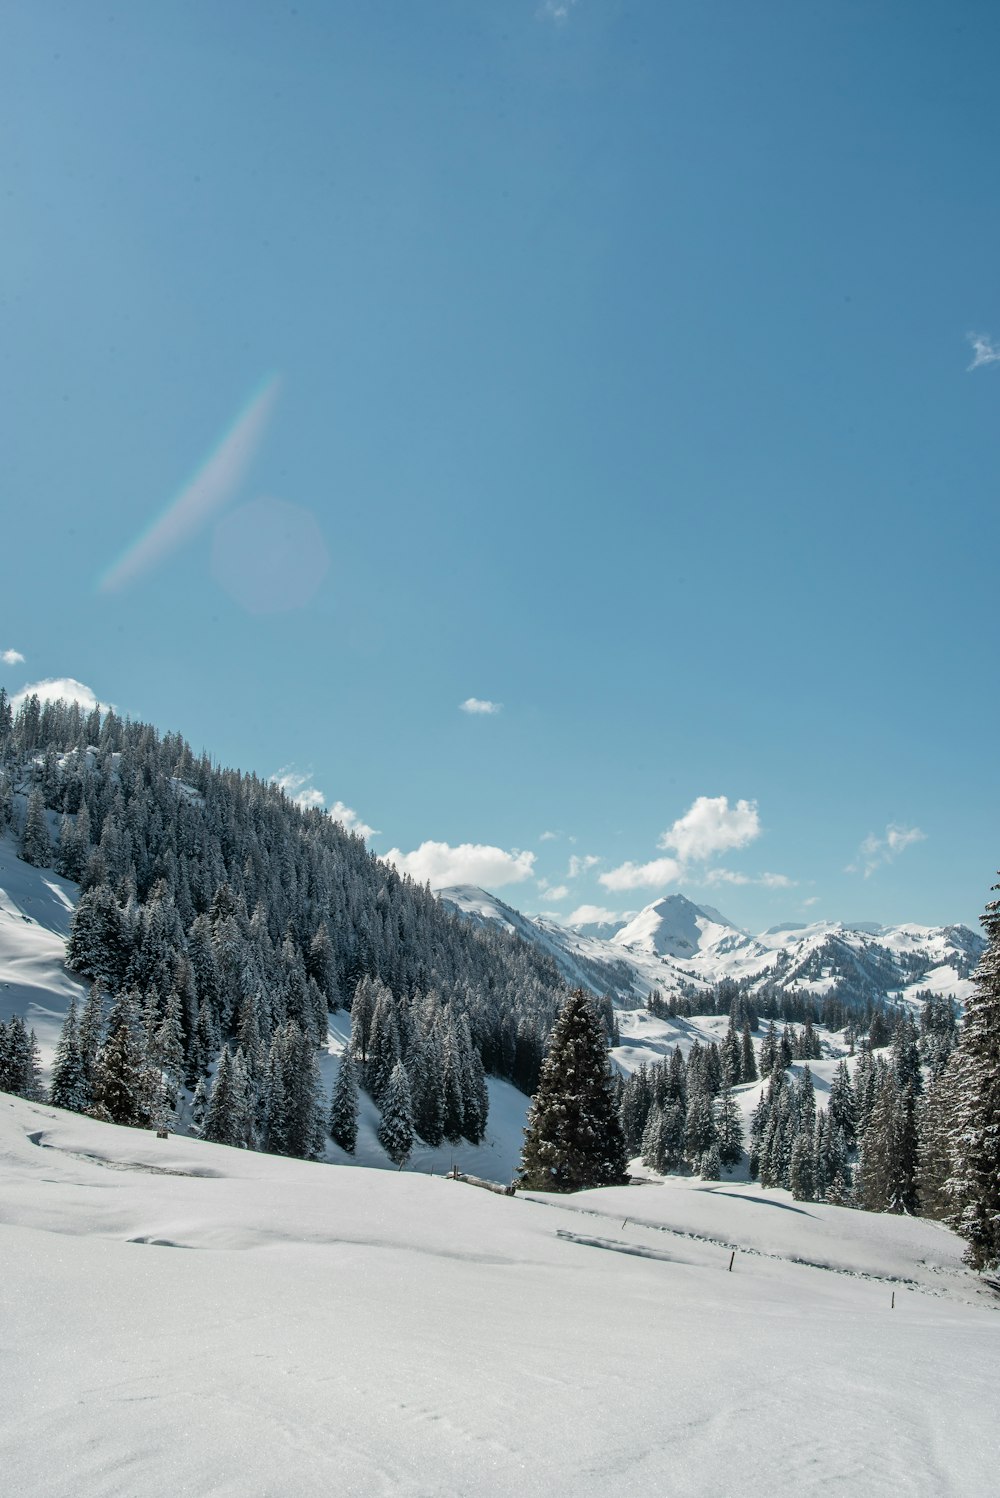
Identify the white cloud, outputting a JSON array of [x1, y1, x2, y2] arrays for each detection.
[[697, 868, 797, 890], [803, 896, 820, 908], [271, 768, 321, 807], [599, 856, 684, 892], [567, 853, 600, 879], [539, 830, 560, 842], [539, 0, 579, 20], [847, 823, 926, 878], [11, 677, 107, 712], [2, 649, 25, 666], [967, 332, 1000, 371], [460, 697, 502, 715], [383, 840, 535, 891], [328, 800, 379, 840], [538, 883, 570, 901], [658, 795, 761, 863], [566, 904, 623, 928], [270, 768, 378, 837]]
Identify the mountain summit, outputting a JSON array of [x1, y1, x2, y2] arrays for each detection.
[[612, 893, 746, 960]]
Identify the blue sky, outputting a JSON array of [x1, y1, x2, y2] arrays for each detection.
[[3, 1, 998, 931]]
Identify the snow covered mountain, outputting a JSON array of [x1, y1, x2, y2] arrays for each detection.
[[613, 894, 747, 960], [439, 887, 983, 1011]]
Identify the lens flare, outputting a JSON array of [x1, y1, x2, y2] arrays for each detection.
[[98, 373, 281, 593]]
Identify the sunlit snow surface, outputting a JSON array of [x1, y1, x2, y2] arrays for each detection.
[[2, 1095, 998, 1498]]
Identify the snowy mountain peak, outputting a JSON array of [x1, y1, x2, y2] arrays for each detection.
[[613, 893, 746, 960]]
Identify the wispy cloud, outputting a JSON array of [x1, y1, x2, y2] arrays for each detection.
[[599, 856, 684, 892], [538, 881, 570, 901], [1, 648, 25, 666], [967, 332, 1000, 371], [539, 0, 579, 21], [566, 904, 624, 928], [803, 896, 820, 908], [11, 677, 109, 713], [328, 801, 379, 840], [539, 830, 560, 842], [460, 697, 502, 715], [847, 823, 926, 878], [270, 768, 378, 837], [567, 853, 600, 879], [695, 868, 796, 889], [383, 840, 535, 891]]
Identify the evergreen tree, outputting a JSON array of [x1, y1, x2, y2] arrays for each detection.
[[78, 982, 106, 1094], [699, 1143, 721, 1180], [641, 1102, 665, 1172], [203, 1047, 246, 1147], [410, 1027, 445, 1147], [683, 1092, 716, 1167], [948, 877, 1000, 1268], [90, 991, 154, 1126], [519, 990, 628, 1192], [916, 1057, 959, 1221], [188, 1077, 207, 1136], [377, 1059, 414, 1166], [329, 1047, 360, 1154], [0, 1016, 44, 1099], [828, 1059, 857, 1150], [789, 1132, 815, 1200], [759, 1021, 778, 1075], [857, 1072, 918, 1214], [50, 998, 89, 1112], [715, 1079, 744, 1169], [740, 1022, 758, 1083], [619, 1068, 651, 1156], [21, 787, 52, 867]]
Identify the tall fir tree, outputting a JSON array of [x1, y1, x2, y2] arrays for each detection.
[[21, 786, 52, 867], [50, 998, 89, 1112], [377, 1059, 414, 1166], [329, 1047, 360, 1154], [519, 990, 628, 1192], [947, 877, 1000, 1268]]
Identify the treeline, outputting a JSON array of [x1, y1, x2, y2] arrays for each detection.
[[650, 976, 926, 1046], [748, 996, 960, 1212], [0, 690, 578, 1161], [621, 992, 964, 1224], [615, 1013, 824, 1181], [25, 964, 492, 1170]]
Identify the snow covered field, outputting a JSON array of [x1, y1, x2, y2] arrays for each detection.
[[2, 1094, 998, 1498]]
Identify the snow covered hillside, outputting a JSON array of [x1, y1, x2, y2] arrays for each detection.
[[441, 886, 983, 1011], [0, 833, 86, 1065], [2, 1093, 997, 1498]]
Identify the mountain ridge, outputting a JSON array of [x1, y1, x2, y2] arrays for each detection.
[[438, 885, 983, 1011]]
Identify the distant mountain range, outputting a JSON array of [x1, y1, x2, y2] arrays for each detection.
[[439, 888, 983, 1011]]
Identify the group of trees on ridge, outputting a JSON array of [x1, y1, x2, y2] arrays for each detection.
[[0, 689, 578, 1154]]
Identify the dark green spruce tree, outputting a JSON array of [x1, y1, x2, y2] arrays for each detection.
[[948, 877, 1000, 1269], [519, 990, 628, 1192], [329, 1047, 360, 1154]]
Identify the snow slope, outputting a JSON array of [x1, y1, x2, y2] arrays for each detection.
[[2, 1094, 997, 1498], [0, 833, 87, 1065]]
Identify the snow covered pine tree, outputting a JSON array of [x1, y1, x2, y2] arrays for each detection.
[[948, 875, 1000, 1269], [519, 989, 628, 1192]]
